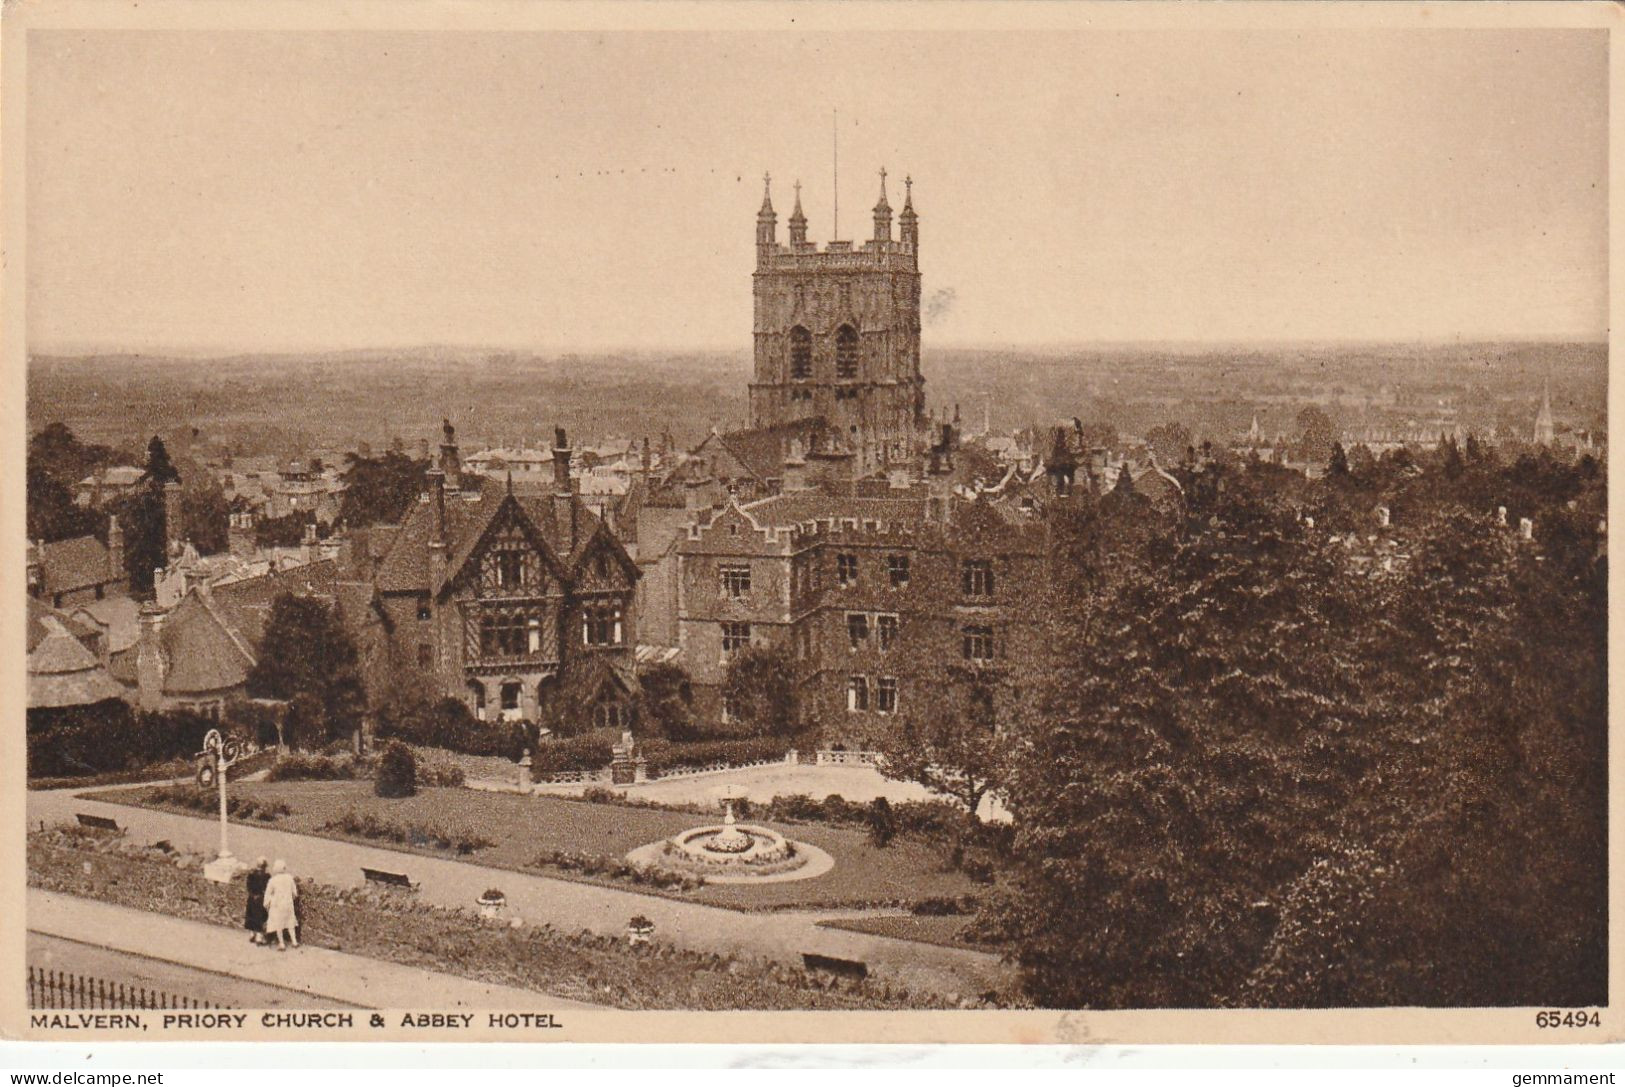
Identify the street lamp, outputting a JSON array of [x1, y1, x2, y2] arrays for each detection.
[[196, 728, 247, 883]]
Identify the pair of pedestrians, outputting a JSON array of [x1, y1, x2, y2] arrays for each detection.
[[244, 858, 301, 950]]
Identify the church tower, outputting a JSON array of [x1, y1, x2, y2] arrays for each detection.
[[748, 170, 925, 472]]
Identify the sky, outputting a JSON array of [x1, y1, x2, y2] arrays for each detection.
[[24, 28, 1608, 353]]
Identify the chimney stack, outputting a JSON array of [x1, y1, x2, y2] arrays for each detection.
[[1519, 517, 1534, 541], [439, 419, 462, 494], [302, 521, 318, 565], [163, 481, 184, 554], [137, 602, 166, 712], [107, 516, 124, 583], [552, 428, 573, 494]]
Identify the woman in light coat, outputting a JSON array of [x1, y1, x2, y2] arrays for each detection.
[[262, 859, 301, 950]]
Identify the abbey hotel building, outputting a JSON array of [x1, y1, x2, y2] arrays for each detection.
[[356, 171, 1121, 742]]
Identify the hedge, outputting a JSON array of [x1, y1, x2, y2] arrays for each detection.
[[374, 697, 524, 759], [639, 735, 799, 777], [529, 734, 616, 777], [26, 702, 231, 780]]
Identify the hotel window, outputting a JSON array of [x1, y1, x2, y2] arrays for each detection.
[[876, 676, 898, 715], [835, 324, 859, 379], [790, 326, 812, 380], [837, 553, 858, 587], [962, 559, 995, 597], [582, 601, 624, 646], [417, 599, 432, 621], [720, 564, 752, 599], [962, 624, 995, 663], [481, 611, 528, 657], [496, 550, 524, 589], [886, 553, 910, 587], [876, 614, 898, 651], [847, 675, 869, 712], [846, 611, 870, 649], [721, 620, 752, 654]]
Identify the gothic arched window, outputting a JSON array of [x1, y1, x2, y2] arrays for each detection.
[[790, 326, 812, 380], [835, 325, 859, 380]]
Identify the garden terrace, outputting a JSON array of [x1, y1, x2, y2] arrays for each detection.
[[93, 779, 979, 911], [26, 826, 957, 1010]]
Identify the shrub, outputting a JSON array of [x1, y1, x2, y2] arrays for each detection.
[[375, 696, 523, 759], [867, 797, 897, 848], [138, 784, 290, 823], [910, 895, 977, 916], [529, 735, 616, 779], [374, 742, 417, 798], [27, 703, 228, 779], [639, 735, 796, 778], [265, 753, 358, 782], [414, 751, 467, 788]]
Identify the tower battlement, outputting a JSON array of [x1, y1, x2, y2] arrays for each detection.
[[749, 170, 926, 474]]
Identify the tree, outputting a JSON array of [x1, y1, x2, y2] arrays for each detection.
[[339, 451, 429, 527], [1143, 422, 1192, 466], [255, 510, 319, 549], [1295, 406, 1336, 464], [181, 481, 231, 555], [1326, 442, 1349, 478], [245, 593, 367, 747], [637, 661, 696, 740], [719, 644, 796, 736]]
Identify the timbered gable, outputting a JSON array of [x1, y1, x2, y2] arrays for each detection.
[[570, 524, 639, 595], [444, 495, 567, 601]]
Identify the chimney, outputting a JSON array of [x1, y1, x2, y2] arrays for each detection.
[[106, 516, 124, 583], [163, 481, 184, 553], [427, 467, 447, 589], [1519, 517, 1534, 541], [552, 428, 573, 493], [641, 436, 653, 479], [137, 602, 166, 712], [439, 419, 462, 493], [302, 521, 318, 565]]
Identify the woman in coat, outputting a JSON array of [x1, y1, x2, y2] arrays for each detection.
[[244, 857, 270, 945], [262, 859, 301, 950]]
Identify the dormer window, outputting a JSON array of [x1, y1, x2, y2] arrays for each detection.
[[496, 551, 523, 589]]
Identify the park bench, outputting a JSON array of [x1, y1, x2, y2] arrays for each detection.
[[361, 866, 417, 891], [75, 813, 120, 833], [802, 952, 868, 980]]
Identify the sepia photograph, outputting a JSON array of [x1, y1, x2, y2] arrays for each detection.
[[2, 0, 1616, 1052]]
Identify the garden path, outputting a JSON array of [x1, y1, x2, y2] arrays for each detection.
[[28, 889, 602, 1009], [28, 789, 1011, 1000]]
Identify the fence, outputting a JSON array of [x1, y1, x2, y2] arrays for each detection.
[[27, 967, 226, 1010], [814, 749, 883, 767]]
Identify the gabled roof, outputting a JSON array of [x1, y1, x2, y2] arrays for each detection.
[[209, 559, 339, 647], [71, 595, 141, 653], [37, 535, 115, 593], [373, 477, 625, 596], [160, 591, 257, 695], [28, 596, 102, 654]]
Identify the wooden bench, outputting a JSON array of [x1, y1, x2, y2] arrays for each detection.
[[802, 952, 868, 980], [361, 867, 416, 890], [75, 813, 121, 833]]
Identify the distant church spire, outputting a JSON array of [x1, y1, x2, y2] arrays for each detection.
[[872, 167, 893, 242], [1534, 373, 1556, 445], [789, 179, 808, 244], [756, 172, 777, 248], [899, 175, 918, 249]]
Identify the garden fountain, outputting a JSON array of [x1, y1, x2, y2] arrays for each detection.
[[624, 784, 834, 884]]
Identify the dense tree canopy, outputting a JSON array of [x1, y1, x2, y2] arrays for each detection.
[[982, 446, 1606, 1009], [340, 451, 429, 527], [720, 645, 797, 737], [245, 593, 367, 748]]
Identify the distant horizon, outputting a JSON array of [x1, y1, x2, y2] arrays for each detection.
[[27, 331, 1611, 362]]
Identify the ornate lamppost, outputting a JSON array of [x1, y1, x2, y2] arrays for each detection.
[[196, 728, 247, 883]]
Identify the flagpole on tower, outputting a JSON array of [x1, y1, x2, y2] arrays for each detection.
[[833, 108, 840, 241]]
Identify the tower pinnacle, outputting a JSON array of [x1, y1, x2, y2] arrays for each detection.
[[872, 166, 893, 241], [788, 179, 808, 244], [756, 172, 777, 248]]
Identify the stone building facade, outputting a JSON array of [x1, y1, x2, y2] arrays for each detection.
[[365, 425, 640, 732], [748, 172, 925, 476]]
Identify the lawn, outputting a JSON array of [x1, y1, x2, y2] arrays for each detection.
[[819, 914, 984, 951], [97, 779, 980, 912], [28, 827, 959, 1009]]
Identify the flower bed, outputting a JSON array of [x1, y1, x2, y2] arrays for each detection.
[[319, 809, 492, 855], [527, 848, 704, 893], [136, 783, 292, 823], [26, 827, 961, 1009]]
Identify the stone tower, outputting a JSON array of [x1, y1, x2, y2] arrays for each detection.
[[748, 171, 925, 473]]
